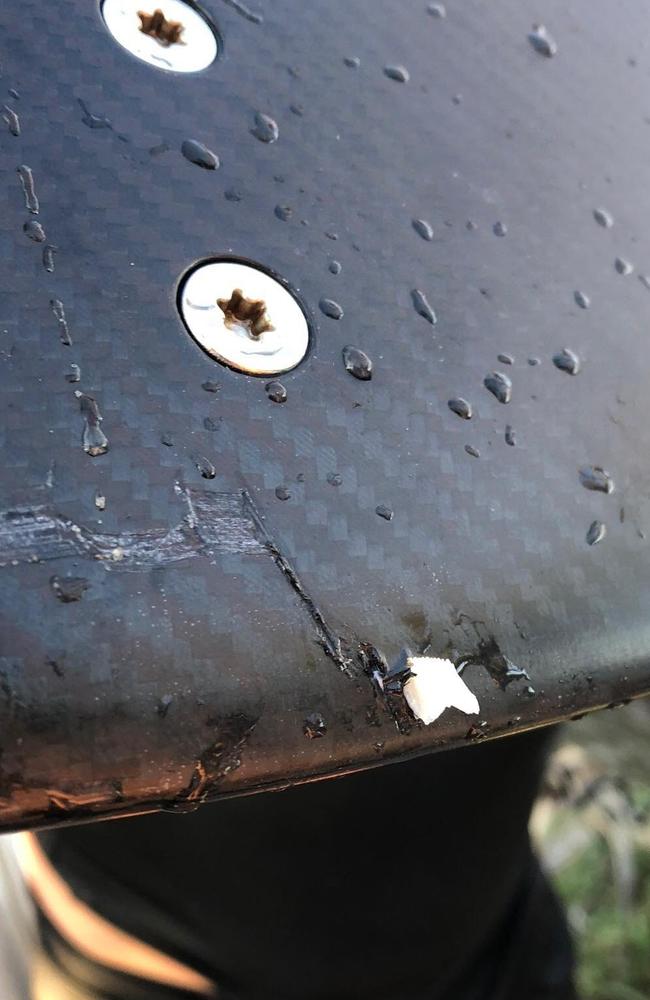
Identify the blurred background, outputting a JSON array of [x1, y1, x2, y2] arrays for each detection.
[[531, 700, 650, 1000]]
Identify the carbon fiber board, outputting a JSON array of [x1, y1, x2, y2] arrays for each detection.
[[1, 0, 649, 829]]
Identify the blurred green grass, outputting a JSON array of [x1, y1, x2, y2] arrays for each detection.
[[532, 702, 650, 1000]]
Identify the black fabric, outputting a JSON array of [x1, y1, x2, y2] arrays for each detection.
[[37, 730, 574, 1000]]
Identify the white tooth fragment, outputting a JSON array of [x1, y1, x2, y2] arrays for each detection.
[[403, 656, 480, 725]]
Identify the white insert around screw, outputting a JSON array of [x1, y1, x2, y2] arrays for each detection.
[[101, 0, 218, 73], [179, 261, 310, 376]]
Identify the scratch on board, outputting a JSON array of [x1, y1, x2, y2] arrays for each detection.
[[0, 485, 264, 569], [0, 485, 349, 672]]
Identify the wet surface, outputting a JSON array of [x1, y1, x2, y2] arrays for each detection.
[[2, 0, 650, 828]]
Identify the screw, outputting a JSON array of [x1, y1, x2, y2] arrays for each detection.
[[102, 0, 218, 73], [179, 259, 310, 376]]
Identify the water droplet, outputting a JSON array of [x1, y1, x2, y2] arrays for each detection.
[[95, 492, 106, 511], [78, 98, 112, 130], [497, 353, 514, 365], [195, 455, 216, 479], [593, 207, 614, 228], [50, 575, 89, 603], [638, 274, 650, 291], [303, 711, 327, 738], [203, 416, 219, 431], [51, 299, 72, 346], [289, 103, 304, 116], [328, 259, 341, 275], [342, 345, 372, 380], [319, 298, 343, 320], [586, 520, 606, 546], [528, 357, 540, 366], [505, 424, 516, 446], [75, 391, 109, 456], [614, 256, 633, 276], [384, 65, 409, 82], [325, 231, 338, 241], [574, 290, 590, 309], [465, 444, 480, 458], [412, 218, 433, 241], [579, 466, 614, 494], [251, 112, 279, 143], [23, 219, 46, 242], [161, 432, 174, 446], [274, 204, 293, 221], [275, 485, 291, 501], [266, 380, 287, 403], [8, 88, 19, 100], [492, 220, 507, 237], [65, 363, 81, 384], [448, 397, 472, 419], [201, 380, 221, 393], [528, 24, 558, 57], [411, 288, 437, 324], [181, 139, 219, 170], [376, 504, 394, 521], [42, 245, 57, 272], [466, 220, 478, 231], [427, 2, 446, 17], [327, 472, 342, 486], [344, 55, 360, 68], [484, 371, 512, 404], [17, 165, 39, 214], [2, 105, 20, 136], [225, 188, 243, 202], [552, 347, 580, 375]]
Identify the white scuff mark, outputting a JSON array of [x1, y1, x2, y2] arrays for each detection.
[[402, 656, 480, 725]]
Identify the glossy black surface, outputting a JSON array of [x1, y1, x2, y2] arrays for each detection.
[[1, 0, 650, 830]]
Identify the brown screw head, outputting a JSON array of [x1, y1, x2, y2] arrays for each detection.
[[137, 8, 185, 46], [217, 288, 275, 340]]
